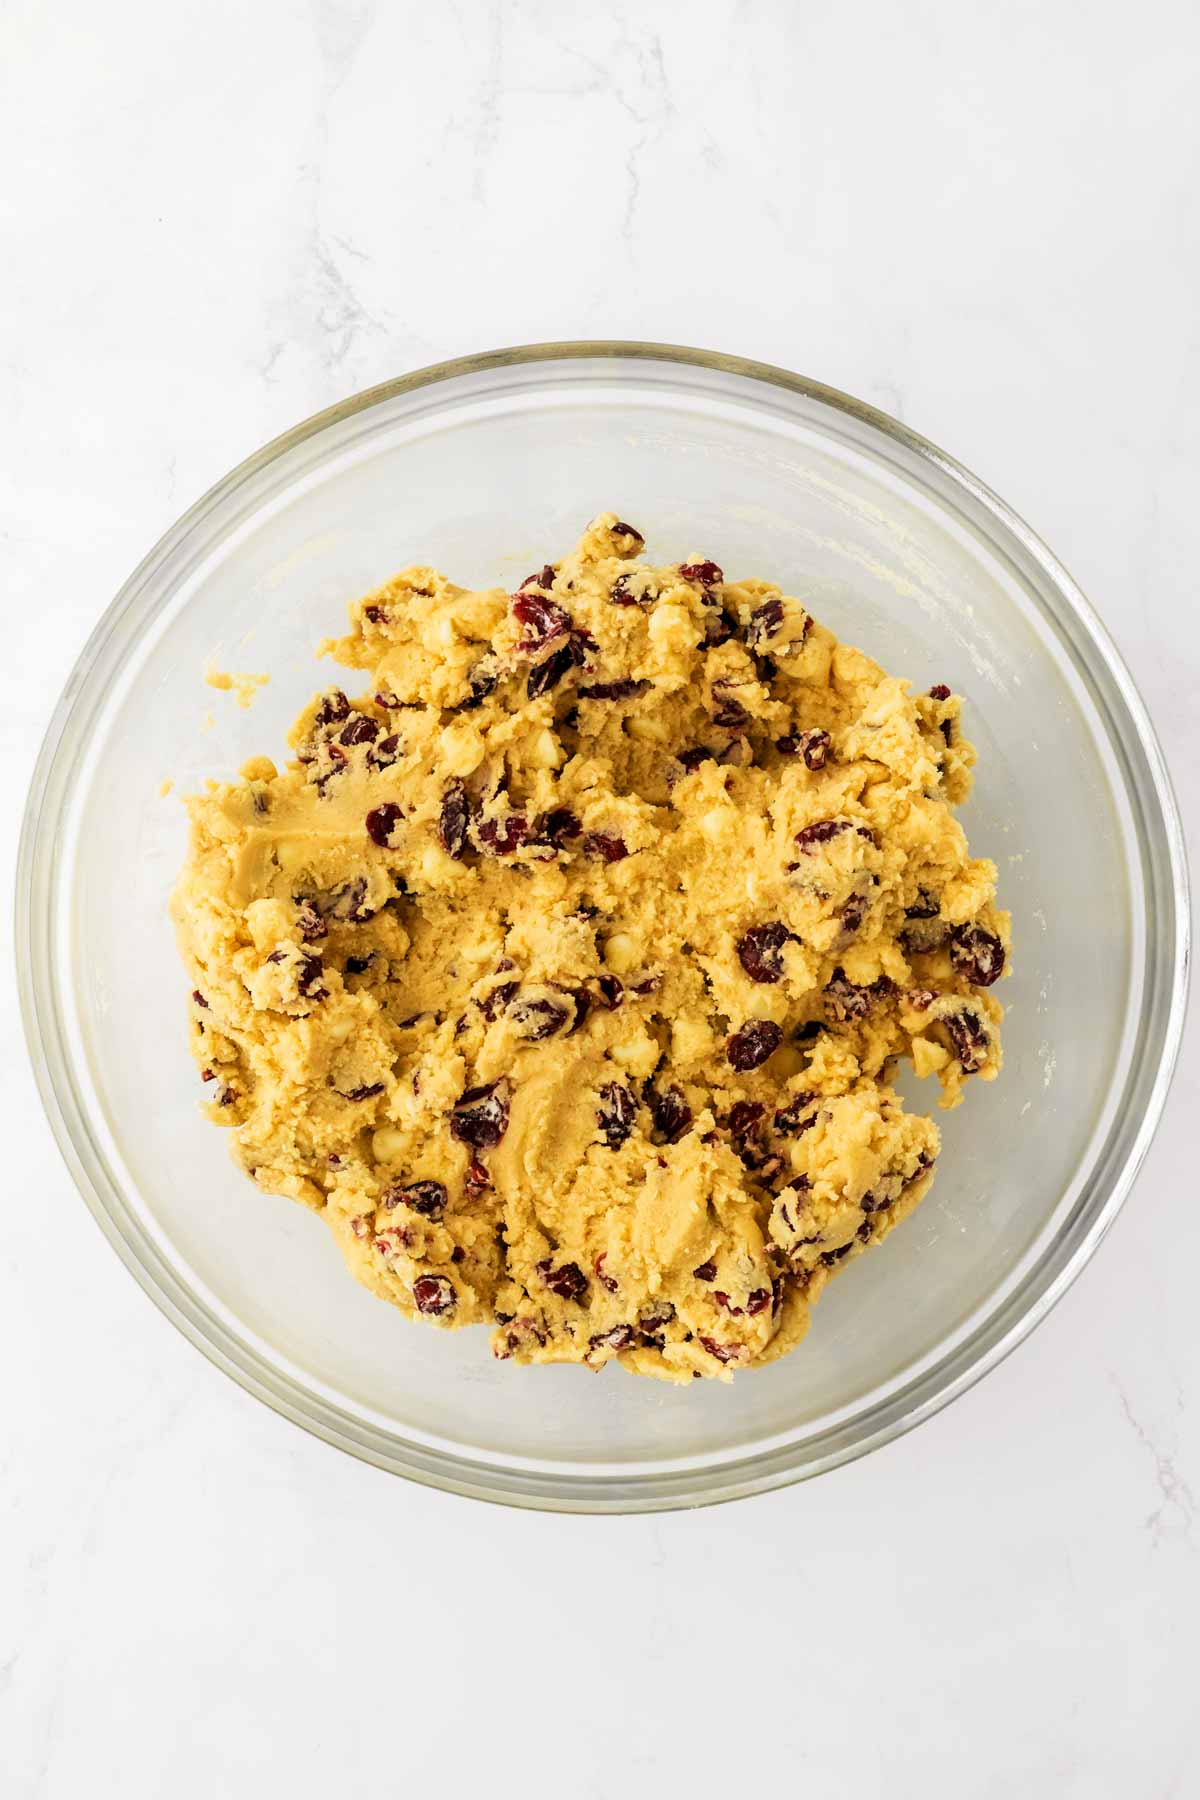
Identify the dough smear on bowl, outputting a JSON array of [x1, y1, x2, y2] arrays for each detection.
[[172, 514, 1010, 1382]]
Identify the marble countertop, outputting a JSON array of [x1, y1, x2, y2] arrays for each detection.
[[2, 3, 1197, 1794]]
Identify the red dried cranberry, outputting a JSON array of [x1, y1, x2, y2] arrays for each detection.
[[609, 574, 643, 606], [745, 599, 784, 649], [519, 564, 556, 591], [449, 1081, 510, 1148], [745, 1287, 771, 1316], [797, 728, 831, 770], [512, 591, 571, 652], [329, 876, 373, 922], [345, 955, 372, 975], [736, 922, 791, 983], [677, 746, 716, 771], [794, 819, 869, 853], [366, 802, 403, 847], [928, 683, 952, 701], [949, 923, 1006, 987], [191, 989, 208, 1009], [631, 974, 661, 995], [820, 1243, 855, 1266], [906, 987, 937, 1011], [577, 678, 650, 701], [693, 1259, 717, 1282], [905, 887, 940, 919], [375, 690, 400, 709], [651, 1085, 693, 1144], [479, 812, 530, 856], [711, 680, 749, 729], [314, 690, 350, 728], [567, 987, 593, 1034], [385, 1179, 448, 1220], [726, 1019, 783, 1071], [539, 807, 581, 848], [527, 641, 576, 700], [679, 560, 724, 588], [369, 732, 403, 768], [340, 713, 380, 746], [594, 1253, 619, 1292], [582, 831, 628, 862], [438, 779, 471, 858], [295, 902, 326, 943], [638, 1302, 675, 1336], [943, 1007, 989, 1072], [838, 890, 871, 936], [589, 1325, 635, 1354], [297, 954, 328, 1000], [510, 996, 570, 1040], [536, 1259, 589, 1303], [200, 1067, 216, 1082], [727, 1100, 764, 1138], [460, 660, 499, 710], [824, 970, 892, 1022], [703, 606, 738, 646], [596, 974, 624, 1009], [597, 1082, 637, 1149], [342, 1082, 384, 1100], [610, 520, 644, 549], [413, 1275, 455, 1316], [363, 604, 386, 625], [465, 1157, 492, 1195], [698, 1336, 741, 1364], [773, 1091, 815, 1134], [478, 979, 519, 1021]]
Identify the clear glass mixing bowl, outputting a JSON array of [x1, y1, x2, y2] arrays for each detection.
[[17, 343, 1189, 1512]]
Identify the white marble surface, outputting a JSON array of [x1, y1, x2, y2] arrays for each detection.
[[2, 2, 1198, 1794]]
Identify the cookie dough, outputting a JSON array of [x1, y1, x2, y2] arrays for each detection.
[[172, 514, 1010, 1382]]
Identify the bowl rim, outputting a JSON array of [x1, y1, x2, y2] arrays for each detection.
[[16, 338, 1192, 1513]]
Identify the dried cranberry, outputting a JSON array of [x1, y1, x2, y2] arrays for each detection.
[[698, 1336, 741, 1364], [413, 1275, 455, 1316], [905, 887, 940, 919], [651, 1085, 693, 1144], [582, 831, 628, 863], [438, 779, 471, 859], [200, 1067, 216, 1082], [773, 1087, 820, 1130], [703, 606, 738, 646], [478, 980, 519, 1021], [460, 660, 499, 709], [577, 678, 650, 701], [363, 605, 386, 625], [479, 812, 530, 856], [597, 1082, 637, 1149], [693, 1260, 717, 1282], [906, 987, 937, 1011], [745, 599, 784, 649], [375, 690, 400, 709], [328, 876, 373, 922], [638, 1302, 675, 1336], [365, 802, 403, 847], [824, 970, 892, 1022], [794, 819, 869, 853], [297, 954, 328, 999], [385, 1179, 448, 1220], [949, 924, 1006, 987], [567, 987, 593, 1034], [610, 520, 644, 549], [510, 996, 570, 1040], [512, 591, 571, 652], [797, 728, 831, 770], [340, 713, 380, 746], [745, 1287, 771, 1316], [345, 955, 372, 975], [343, 1082, 383, 1100], [519, 564, 556, 591], [369, 732, 402, 768], [943, 1007, 989, 1073], [820, 1243, 855, 1267], [296, 902, 326, 943], [631, 974, 661, 995], [314, 690, 350, 728], [596, 974, 623, 1009], [679, 560, 724, 588], [677, 746, 716, 771], [537, 1260, 589, 1304], [594, 1253, 619, 1293], [609, 574, 643, 606], [838, 890, 871, 936], [726, 1019, 783, 1071], [589, 1324, 635, 1353], [465, 1157, 492, 1195], [449, 1081, 510, 1148], [928, 683, 952, 701], [736, 922, 791, 983], [527, 641, 576, 700], [727, 1100, 764, 1138], [711, 681, 749, 729], [539, 807, 581, 848]]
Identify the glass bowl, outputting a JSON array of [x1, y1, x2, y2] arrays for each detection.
[[18, 342, 1189, 1513]]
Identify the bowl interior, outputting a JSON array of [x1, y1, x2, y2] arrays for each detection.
[[51, 356, 1148, 1489]]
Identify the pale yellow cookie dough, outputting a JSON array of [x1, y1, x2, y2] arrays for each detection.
[[172, 514, 1010, 1382]]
